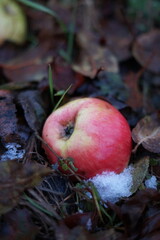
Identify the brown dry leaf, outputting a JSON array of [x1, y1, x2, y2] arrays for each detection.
[[0, 90, 31, 162], [73, 33, 118, 78], [133, 30, 160, 74], [18, 90, 46, 132], [105, 20, 133, 61], [132, 113, 160, 153], [0, 208, 38, 240], [130, 156, 149, 193], [1, 42, 53, 83], [0, 160, 51, 215], [51, 61, 85, 94], [0, 90, 17, 142], [117, 189, 160, 238]]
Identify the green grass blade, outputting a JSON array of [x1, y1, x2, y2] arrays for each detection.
[[59, 49, 71, 63], [99, 205, 113, 225], [24, 194, 55, 217], [48, 64, 54, 106], [59, 1, 77, 63], [53, 84, 72, 111]]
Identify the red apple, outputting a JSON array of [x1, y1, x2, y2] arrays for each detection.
[[42, 98, 132, 179]]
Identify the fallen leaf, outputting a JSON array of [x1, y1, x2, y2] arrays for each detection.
[[1, 42, 53, 83], [118, 190, 160, 238], [96, 71, 128, 102], [0, 160, 51, 215], [140, 213, 160, 239], [72, 27, 118, 78], [64, 212, 92, 229], [133, 30, 160, 74], [50, 61, 85, 94], [0, 0, 27, 45], [0, 90, 31, 161], [0, 208, 38, 240], [18, 90, 46, 132], [0, 90, 18, 142], [105, 20, 133, 61], [130, 156, 149, 193], [132, 113, 160, 153]]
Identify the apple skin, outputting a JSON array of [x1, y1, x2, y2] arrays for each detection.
[[42, 98, 132, 179]]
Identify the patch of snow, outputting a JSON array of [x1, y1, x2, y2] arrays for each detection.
[[86, 166, 133, 203], [86, 218, 92, 231], [145, 176, 157, 189], [1, 143, 25, 161], [78, 209, 84, 214]]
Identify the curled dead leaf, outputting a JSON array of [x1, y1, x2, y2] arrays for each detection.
[[18, 90, 46, 132], [72, 30, 118, 78], [132, 113, 160, 153]]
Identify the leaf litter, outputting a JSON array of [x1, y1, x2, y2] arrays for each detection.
[[0, 160, 51, 215], [0, 0, 160, 239], [132, 113, 160, 153]]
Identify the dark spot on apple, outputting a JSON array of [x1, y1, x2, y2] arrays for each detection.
[[63, 123, 74, 139]]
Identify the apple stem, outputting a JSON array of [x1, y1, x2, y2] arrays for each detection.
[[62, 123, 74, 139]]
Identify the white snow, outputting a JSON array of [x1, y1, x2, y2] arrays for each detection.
[[1, 143, 25, 161], [86, 218, 92, 231], [86, 166, 133, 203], [145, 176, 157, 189]]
